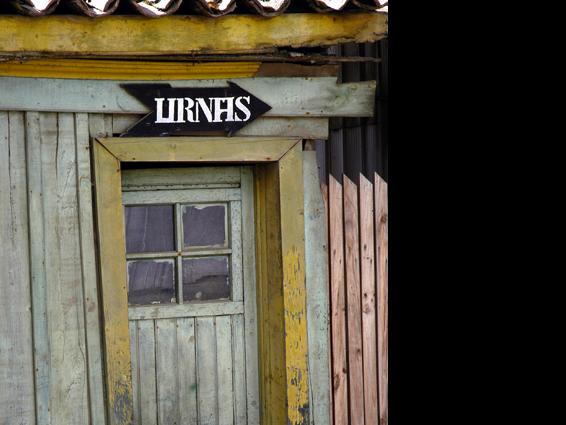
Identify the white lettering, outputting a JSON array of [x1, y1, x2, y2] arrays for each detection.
[[184, 97, 197, 123], [196, 98, 214, 123], [212, 97, 235, 122], [234, 96, 252, 122], [155, 97, 177, 123]]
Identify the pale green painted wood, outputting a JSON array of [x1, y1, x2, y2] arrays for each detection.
[[113, 115, 330, 140], [129, 321, 140, 425], [230, 201, 244, 302], [176, 318, 198, 425], [216, 316, 234, 425], [156, 319, 180, 425], [25, 111, 50, 425], [53, 112, 90, 423], [303, 151, 332, 425], [122, 167, 241, 191], [138, 320, 158, 424], [241, 167, 261, 425], [122, 188, 241, 204], [196, 317, 218, 425], [232, 314, 248, 425], [0, 77, 376, 118], [80, 113, 107, 425], [0, 111, 35, 425], [129, 302, 245, 320]]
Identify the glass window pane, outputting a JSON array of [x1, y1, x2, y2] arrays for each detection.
[[125, 205, 175, 254], [182, 256, 230, 302], [182, 204, 226, 249], [127, 259, 175, 305]]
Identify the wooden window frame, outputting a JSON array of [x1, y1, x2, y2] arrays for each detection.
[[92, 136, 309, 425]]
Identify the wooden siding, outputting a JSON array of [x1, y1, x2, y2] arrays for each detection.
[[327, 173, 388, 425]]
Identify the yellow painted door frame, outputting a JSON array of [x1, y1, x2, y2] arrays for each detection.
[[92, 136, 310, 425]]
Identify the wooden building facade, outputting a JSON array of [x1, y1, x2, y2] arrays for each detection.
[[0, 6, 388, 425]]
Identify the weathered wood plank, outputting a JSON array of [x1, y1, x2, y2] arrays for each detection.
[[77, 112, 107, 425], [0, 77, 376, 118], [0, 111, 35, 425], [0, 59, 260, 80], [215, 316, 234, 425], [375, 173, 388, 425], [129, 321, 140, 425], [129, 301, 244, 320], [93, 139, 134, 424], [241, 167, 260, 425], [232, 314, 248, 425], [113, 115, 329, 139], [344, 175, 364, 425], [196, 317, 218, 425], [177, 318, 198, 425], [156, 319, 180, 425], [360, 173, 378, 425], [122, 187, 241, 205], [278, 143, 310, 425], [137, 320, 158, 424], [122, 166, 242, 189], [0, 13, 388, 56], [328, 175, 348, 425], [230, 200, 243, 302], [303, 151, 332, 425], [100, 137, 300, 164]]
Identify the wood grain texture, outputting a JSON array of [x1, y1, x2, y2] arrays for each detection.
[[360, 174, 378, 425], [344, 175, 364, 425], [0, 13, 387, 56], [278, 143, 310, 425], [0, 111, 35, 425], [100, 136, 300, 163], [329, 175, 348, 425], [113, 115, 329, 140], [93, 139, 134, 425], [0, 59, 260, 80], [215, 316, 234, 425], [80, 113, 107, 425], [196, 317, 218, 425], [375, 173, 388, 425], [176, 318, 198, 425], [303, 151, 331, 425], [137, 320, 158, 424], [0, 77, 376, 118], [241, 167, 261, 425], [156, 319, 180, 424]]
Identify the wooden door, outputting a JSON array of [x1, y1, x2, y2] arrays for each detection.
[[121, 166, 259, 425]]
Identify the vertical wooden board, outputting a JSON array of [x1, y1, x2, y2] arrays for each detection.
[[303, 151, 332, 425], [231, 314, 248, 425], [329, 175, 348, 425], [25, 111, 50, 425], [278, 143, 309, 425], [241, 167, 260, 425], [344, 175, 364, 425], [375, 173, 388, 425], [196, 317, 218, 425], [78, 113, 107, 425], [230, 200, 243, 302], [156, 319, 180, 425], [137, 320, 158, 425], [215, 316, 234, 425], [93, 139, 133, 424], [49, 112, 89, 424], [129, 321, 140, 424], [0, 112, 35, 425], [177, 318, 198, 425], [360, 174, 378, 425]]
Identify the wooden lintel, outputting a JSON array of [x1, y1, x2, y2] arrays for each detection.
[[0, 13, 387, 57]]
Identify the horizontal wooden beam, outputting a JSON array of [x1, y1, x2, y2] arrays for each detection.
[[0, 13, 387, 57], [113, 115, 329, 139], [0, 59, 261, 80], [0, 77, 376, 117]]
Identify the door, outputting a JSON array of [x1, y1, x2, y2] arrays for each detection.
[[121, 166, 259, 425]]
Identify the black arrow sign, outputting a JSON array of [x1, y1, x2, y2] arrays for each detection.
[[120, 82, 272, 137]]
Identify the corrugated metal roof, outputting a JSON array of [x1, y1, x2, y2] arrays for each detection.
[[3, 0, 388, 17]]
